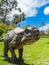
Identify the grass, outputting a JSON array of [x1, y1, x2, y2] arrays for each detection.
[[0, 38, 49, 65]]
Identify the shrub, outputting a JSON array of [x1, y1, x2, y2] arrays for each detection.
[[0, 27, 4, 37]]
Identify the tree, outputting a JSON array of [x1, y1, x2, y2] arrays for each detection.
[[40, 22, 45, 36], [0, 0, 25, 36], [13, 12, 25, 24], [23, 25, 30, 29], [0, 27, 4, 37], [40, 22, 45, 37], [40, 22, 45, 27], [47, 28, 49, 35], [0, 22, 16, 36], [0, 0, 25, 24]]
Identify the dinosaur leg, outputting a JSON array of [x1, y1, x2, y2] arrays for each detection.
[[4, 41, 9, 60], [18, 47, 23, 61], [9, 47, 17, 62]]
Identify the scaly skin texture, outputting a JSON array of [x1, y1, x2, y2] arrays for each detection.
[[0, 27, 40, 62]]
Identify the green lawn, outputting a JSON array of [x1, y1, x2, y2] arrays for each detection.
[[0, 38, 49, 65]]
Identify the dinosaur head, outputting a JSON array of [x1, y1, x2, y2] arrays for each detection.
[[31, 26, 40, 41], [22, 26, 40, 45]]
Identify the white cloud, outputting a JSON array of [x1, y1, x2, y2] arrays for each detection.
[[39, 23, 49, 31], [2, 0, 49, 21], [17, 0, 49, 17], [44, 6, 49, 15]]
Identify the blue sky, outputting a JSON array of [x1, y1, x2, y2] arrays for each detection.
[[19, 3, 49, 28], [4, 0, 49, 31]]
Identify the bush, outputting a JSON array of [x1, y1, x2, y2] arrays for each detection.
[[0, 28, 4, 37]]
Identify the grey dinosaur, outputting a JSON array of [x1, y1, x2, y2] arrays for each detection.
[[0, 27, 40, 62]]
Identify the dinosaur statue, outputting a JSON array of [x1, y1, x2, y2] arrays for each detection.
[[0, 27, 40, 62]]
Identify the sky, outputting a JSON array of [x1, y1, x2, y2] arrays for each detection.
[[2, 0, 49, 31], [16, 0, 49, 31]]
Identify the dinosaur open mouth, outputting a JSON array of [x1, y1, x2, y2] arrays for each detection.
[[35, 33, 40, 40]]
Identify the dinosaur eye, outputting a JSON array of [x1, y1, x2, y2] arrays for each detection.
[[36, 33, 39, 37], [25, 29, 30, 34]]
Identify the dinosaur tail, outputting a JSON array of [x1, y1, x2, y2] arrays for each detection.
[[0, 37, 4, 41]]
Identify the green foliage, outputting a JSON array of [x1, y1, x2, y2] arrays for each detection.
[[0, 0, 25, 37], [7, 23, 16, 31], [23, 25, 30, 29], [0, 22, 7, 36], [0, 22, 16, 36], [13, 13, 25, 24], [0, 27, 4, 36]]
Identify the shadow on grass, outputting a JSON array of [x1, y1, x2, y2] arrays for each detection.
[[47, 42, 49, 44], [0, 55, 34, 65], [3, 58, 34, 65]]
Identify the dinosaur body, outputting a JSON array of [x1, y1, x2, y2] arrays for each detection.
[[0, 27, 40, 62]]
